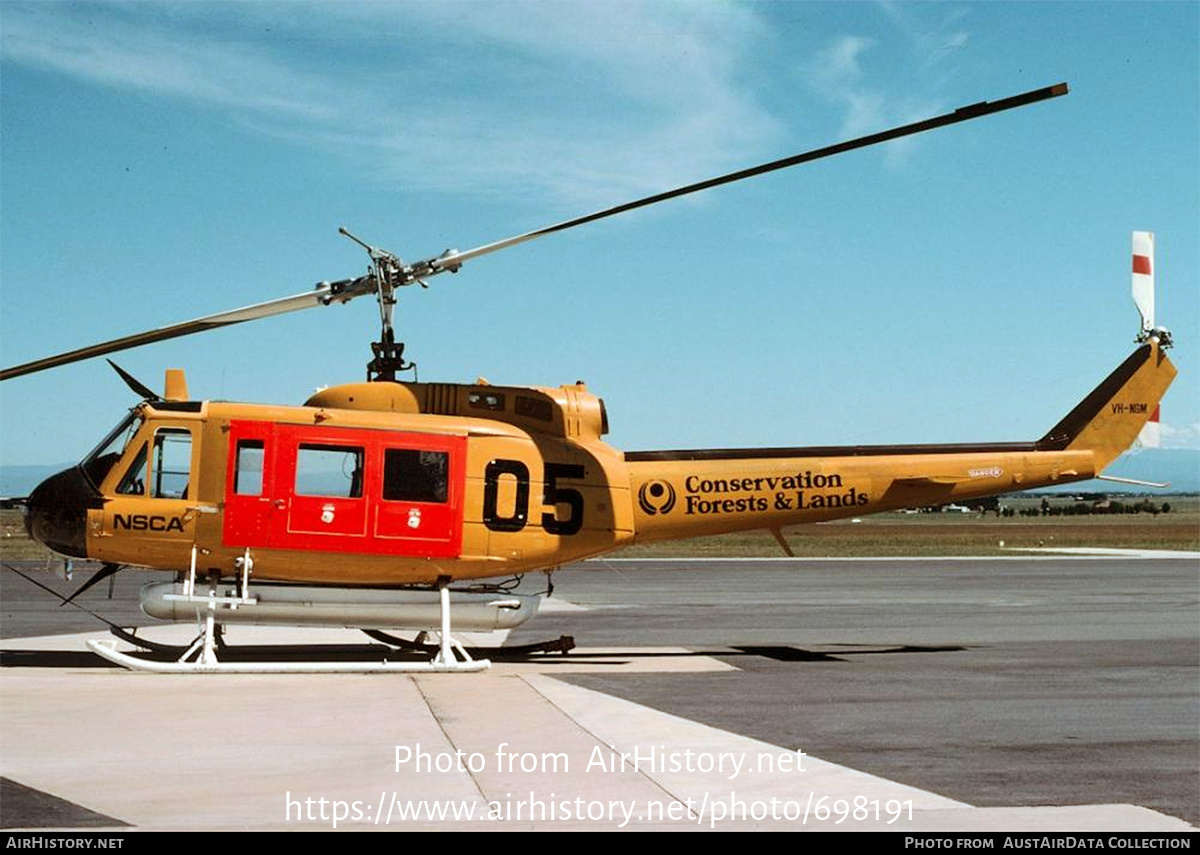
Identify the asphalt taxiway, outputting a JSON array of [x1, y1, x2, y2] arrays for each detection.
[[1, 554, 1196, 831]]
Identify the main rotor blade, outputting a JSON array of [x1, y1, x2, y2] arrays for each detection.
[[2, 82, 1066, 382], [0, 278, 370, 381], [426, 83, 1069, 274]]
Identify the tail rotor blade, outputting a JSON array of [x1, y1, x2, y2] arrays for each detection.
[[1131, 231, 1155, 334]]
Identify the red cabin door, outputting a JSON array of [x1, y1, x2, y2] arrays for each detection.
[[223, 420, 464, 557], [223, 420, 277, 549], [371, 438, 463, 556]]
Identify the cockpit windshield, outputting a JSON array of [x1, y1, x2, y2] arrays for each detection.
[[80, 409, 143, 490]]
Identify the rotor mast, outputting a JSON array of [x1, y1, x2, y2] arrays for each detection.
[[336, 227, 424, 381]]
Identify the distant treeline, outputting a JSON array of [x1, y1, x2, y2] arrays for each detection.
[[1010, 491, 1198, 499], [928, 495, 1179, 517], [1011, 498, 1173, 517]]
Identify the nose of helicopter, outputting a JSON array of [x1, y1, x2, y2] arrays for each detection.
[[24, 466, 101, 559]]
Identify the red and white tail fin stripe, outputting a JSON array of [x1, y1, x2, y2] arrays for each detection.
[[1132, 231, 1162, 449], [1136, 403, 1161, 449], [1132, 230, 1155, 335]]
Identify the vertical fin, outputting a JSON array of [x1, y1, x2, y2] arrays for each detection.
[[1051, 341, 1176, 471]]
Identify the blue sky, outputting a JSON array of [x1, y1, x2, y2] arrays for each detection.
[[1, 2, 1197, 468]]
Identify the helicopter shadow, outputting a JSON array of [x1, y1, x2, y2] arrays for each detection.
[[0, 640, 968, 669]]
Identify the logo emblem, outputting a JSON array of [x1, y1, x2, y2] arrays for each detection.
[[320, 504, 336, 524], [407, 508, 422, 529], [637, 480, 676, 515]]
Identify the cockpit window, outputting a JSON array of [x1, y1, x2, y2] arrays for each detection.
[[81, 410, 143, 490], [117, 443, 149, 496], [113, 428, 193, 499], [151, 429, 193, 499]]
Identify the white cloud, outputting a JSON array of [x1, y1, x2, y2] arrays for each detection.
[[0, 2, 779, 209], [804, 6, 974, 160], [1, 5, 341, 120], [878, 1, 971, 68], [1159, 421, 1200, 450], [812, 35, 875, 95]]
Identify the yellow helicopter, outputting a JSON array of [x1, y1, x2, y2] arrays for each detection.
[[0, 82, 1177, 673]]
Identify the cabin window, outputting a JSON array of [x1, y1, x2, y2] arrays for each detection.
[[152, 429, 192, 499], [116, 442, 148, 496], [233, 440, 265, 496], [382, 449, 448, 503], [295, 444, 364, 498]]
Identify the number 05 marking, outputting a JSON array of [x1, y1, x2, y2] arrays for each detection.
[[483, 459, 584, 535]]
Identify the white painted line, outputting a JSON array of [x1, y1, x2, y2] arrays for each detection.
[[1009, 547, 1200, 558], [589, 552, 1199, 563], [538, 596, 589, 612], [524, 674, 968, 814]]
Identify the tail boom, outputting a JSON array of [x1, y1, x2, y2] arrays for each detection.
[[626, 446, 1095, 543], [625, 341, 1174, 544]]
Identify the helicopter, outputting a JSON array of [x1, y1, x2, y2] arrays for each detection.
[[0, 82, 1177, 673]]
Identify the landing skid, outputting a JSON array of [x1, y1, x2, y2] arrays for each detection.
[[89, 584, 489, 673], [86, 637, 488, 673]]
